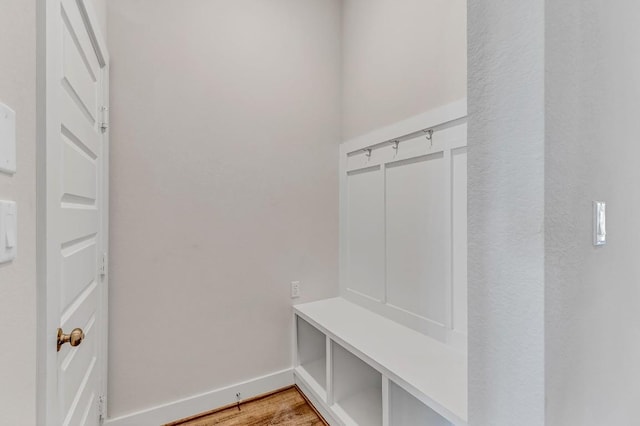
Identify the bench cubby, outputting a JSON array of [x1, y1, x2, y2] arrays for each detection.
[[331, 341, 383, 425], [296, 316, 327, 396], [388, 380, 452, 426], [293, 298, 467, 426]]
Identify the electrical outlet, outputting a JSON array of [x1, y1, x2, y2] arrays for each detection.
[[291, 281, 301, 299]]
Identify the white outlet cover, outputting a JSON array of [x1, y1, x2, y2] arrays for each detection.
[[291, 281, 301, 299], [0, 201, 17, 263], [0, 103, 16, 174]]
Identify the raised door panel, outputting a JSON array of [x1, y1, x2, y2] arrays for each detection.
[[61, 5, 98, 123], [62, 133, 97, 202]]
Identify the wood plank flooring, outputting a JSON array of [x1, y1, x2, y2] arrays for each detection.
[[167, 386, 328, 426]]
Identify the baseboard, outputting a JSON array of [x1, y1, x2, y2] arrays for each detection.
[[104, 368, 294, 426]]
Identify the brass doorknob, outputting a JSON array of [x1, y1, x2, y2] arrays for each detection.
[[57, 328, 85, 352]]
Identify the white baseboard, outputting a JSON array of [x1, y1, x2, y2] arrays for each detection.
[[104, 368, 294, 426]]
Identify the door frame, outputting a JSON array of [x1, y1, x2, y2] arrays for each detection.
[[36, 0, 110, 424]]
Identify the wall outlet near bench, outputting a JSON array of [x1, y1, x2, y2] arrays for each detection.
[[291, 281, 301, 299]]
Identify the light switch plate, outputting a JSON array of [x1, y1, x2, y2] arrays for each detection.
[[594, 201, 606, 246], [0, 201, 17, 263], [0, 103, 16, 174]]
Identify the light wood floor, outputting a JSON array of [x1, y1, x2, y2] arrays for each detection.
[[166, 386, 328, 426]]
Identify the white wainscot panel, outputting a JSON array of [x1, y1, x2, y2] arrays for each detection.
[[386, 153, 447, 325], [346, 166, 385, 302], [452, 148, 468, 336]]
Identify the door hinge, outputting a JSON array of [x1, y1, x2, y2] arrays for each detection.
[[98, 395, 106, 423], [100, 106, 109, 133], [99, 252, 108, 277]]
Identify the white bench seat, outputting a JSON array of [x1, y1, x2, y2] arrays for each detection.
[[294, 297, 467, 426]]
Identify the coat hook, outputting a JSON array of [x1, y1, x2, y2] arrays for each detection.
[[392, 140, 400, 151], [364, 148, 372, 159], [424, 129, 434, 147]]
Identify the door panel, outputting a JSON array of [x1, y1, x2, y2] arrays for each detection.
[[60, 317, 96, 416], [60, 0, 101, 77], [60, 281, 98, 334], [62, 26, 98, 122], [60, 208, 99, 244], [61, 242, 98, 309], [62, 135, 97, 201], [61, 97, 100, 156], [61, 4, 98, 123], [62, 362, 99, 426]]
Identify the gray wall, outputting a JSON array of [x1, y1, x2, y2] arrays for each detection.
[[106, 0, 341, 417], [467, 0, 545, 424], [546, 0, 640, 423], [341, 0, 466, 140], [0, 0, 37, 424]]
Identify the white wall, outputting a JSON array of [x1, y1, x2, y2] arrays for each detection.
[[467, 0, 545, 425], [546, 1, 640, 424], [106, 0, 341, 418], [0, 0, 37, 424], [342, 0, 466, 140]]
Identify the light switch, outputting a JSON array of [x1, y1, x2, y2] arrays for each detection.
[[0, 102, 16, 174], [0, 201, 17, 263], [594, 201, 606, 246]]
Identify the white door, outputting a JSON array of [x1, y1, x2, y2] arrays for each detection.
[[42, 0, 109, 425]]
